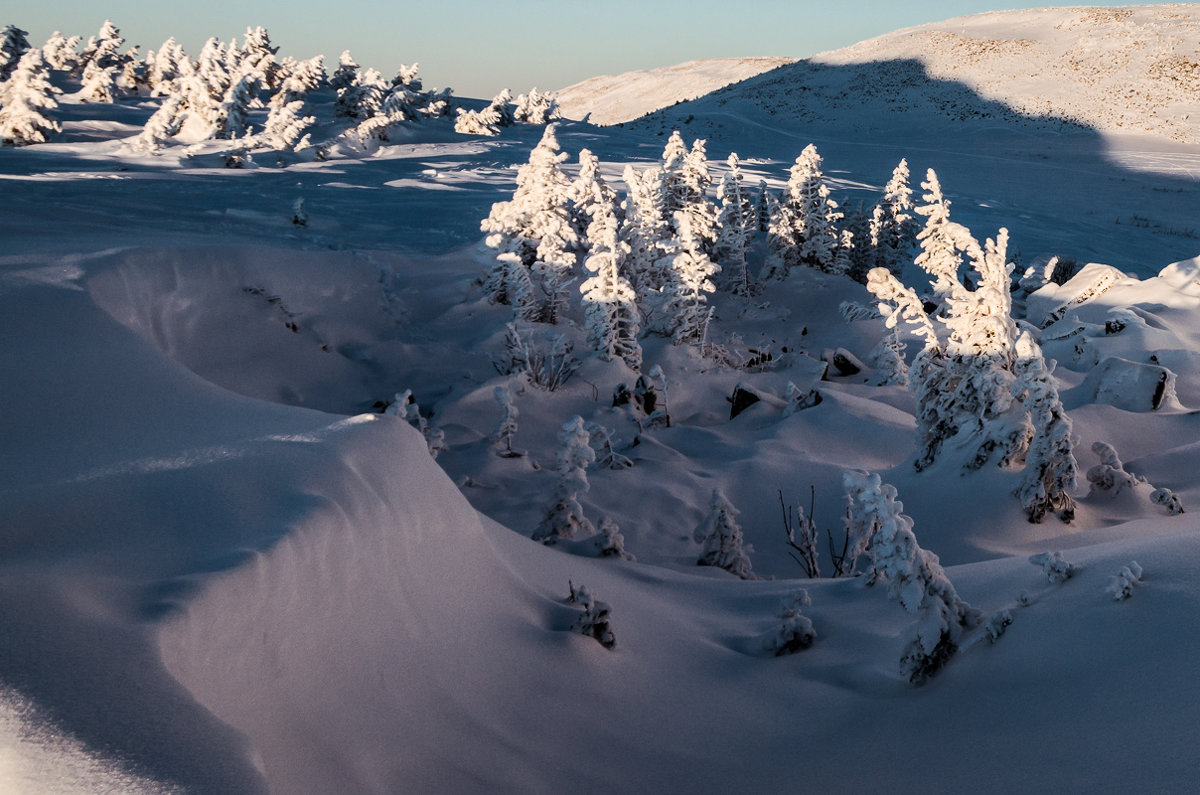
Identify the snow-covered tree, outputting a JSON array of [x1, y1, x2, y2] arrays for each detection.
[[330, 50, 358, 92], [40, 30, 79, 73], [754, 179, 774, 233], [335, 66, 387, 119], [620, 163, 671, 303], [454, 88, 514, 136], [1106, 561, 1143, 601], [491, 385, 522, 457], [480, 124, 579, 321], [534, 416, 596, 544], [762, 591, 816, 656], [656, 210, 720, 344], [764, 143, 842, 277], [239, 26, 279, 89], [146, 38, 184, 96], [568, 148, 618, 239], [580, 197, 642, 369], [196, 37, 233, 101], [567, 582, 615, 649], [513, 87, 558, 124], [1029, 550, 1075, 583], [0, 50, 60, 146], [87, 19, 124, 71], [846, 469, 981, 683], [1012, 331, 1077, 523], [872, 158, 916, 273], [585, 422, 633, 470], [693, 488, 755, 579], [386, 389, 445, 459], [870, 327, 909, 387], [0, 24, 30, 81], [291, 197, 307, 226], [867, 170, 1036, 474], [215, 71, 263, 139], [132, 92, 185, 151], [271, 55, 325, 109], [714, 153, 756, 296], [257, 99, 314, 152]]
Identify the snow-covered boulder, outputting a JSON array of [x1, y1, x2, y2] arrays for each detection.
[[1071, 356, 1181, 412], [1025, 263, 1129, 328]]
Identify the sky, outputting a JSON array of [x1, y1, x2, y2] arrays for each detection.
[[13, 1, 1169, 98]]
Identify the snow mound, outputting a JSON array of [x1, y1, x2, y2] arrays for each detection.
[[555, 57, 794, 126]]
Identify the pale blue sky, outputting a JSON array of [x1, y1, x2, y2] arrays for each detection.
[[14, 2, 1165, 98]]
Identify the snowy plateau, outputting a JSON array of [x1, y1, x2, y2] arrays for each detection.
[[1, 5, 1200, 794]]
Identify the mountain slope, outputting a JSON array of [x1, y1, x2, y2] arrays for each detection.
[[564, 5, 1200, 144], [555, 57, 794, 126]]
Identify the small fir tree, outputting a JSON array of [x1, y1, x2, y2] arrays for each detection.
[[693, 488, 755, 579], [534, 416, 596, 544], [764, 143, 842, 277], [714, 153, 756, 296], [491, 385, 522, 457], [845, 469, 981, 683]]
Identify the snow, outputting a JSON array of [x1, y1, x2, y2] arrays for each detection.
[[2, 8, 1200, 792]]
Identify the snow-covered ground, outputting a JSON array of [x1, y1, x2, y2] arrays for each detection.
[[3, 8, 1200, 793], [555, 57, 794, 126]]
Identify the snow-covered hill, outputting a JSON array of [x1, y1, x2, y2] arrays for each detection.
[[814, 5, 1200, 144], [565, 5, 1200, 144], [555, 57, 794, 126]]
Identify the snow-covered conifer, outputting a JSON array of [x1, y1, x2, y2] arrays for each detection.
[[846, 469, 981, 683], [0, 50, 61, 146], [87, 20, 124, 71], [291, 197, 307, 226], [586, 421, 633, 470], [754, 179, 774, 233], [271, 55, 324, 109], [215, 71, 263, 139], [873, 158, 916, 273], [870, 327, 909, 387], [330, 50, 358, 92], [196, 37, 233, 101], [239, 26, 279, 89], [491, 385, 522, 457], [868, 178, 1033, 473], [1106, 562, 1143, 601], [480, 124, 579, 321], [714, 153, 756, 295], [1029, 550, 1075, 583], [133, 92, 186, 152], [656, 210, 720, 344], [147, 38, 184, 96], [842, 203, 880, 283], [386, 389, 445, 459], [568, 148, 618, 239], [513, 87, 558, 124], [764, 144, 841, 277], [762, 591, 816, 655], [1012, 331, 1077, 523], [454, 88, 515, 136], [580, 197, 642, 369], [40, 31, 79, 72], [0, 24, 30, 81], [567, 582, 615, 649], [693, 488, 755, 579], [534, 416, 596, 544], [258, 99, 314, 151], [620, 163, 671, 304]]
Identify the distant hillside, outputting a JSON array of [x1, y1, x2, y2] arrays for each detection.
[[813, 5, 1200, 143], [555, 57, 794, 126], [565, 5, 1200, 143]]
